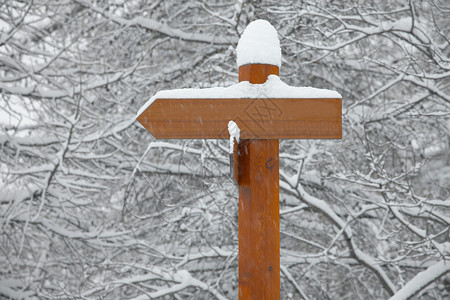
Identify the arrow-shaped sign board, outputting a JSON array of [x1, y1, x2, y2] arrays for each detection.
[[137, 77, 341, 140]]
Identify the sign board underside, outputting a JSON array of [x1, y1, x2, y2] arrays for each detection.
[[137, 98, 342, 139]]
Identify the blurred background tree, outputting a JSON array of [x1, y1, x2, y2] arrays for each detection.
[[1, 0, 449, 299]]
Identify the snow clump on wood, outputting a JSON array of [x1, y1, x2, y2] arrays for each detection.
[[228, 120, 240, 154]]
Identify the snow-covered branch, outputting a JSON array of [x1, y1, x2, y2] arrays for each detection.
[[390, 260, 450, 300]]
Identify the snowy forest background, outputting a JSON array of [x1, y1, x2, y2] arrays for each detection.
[[1, 0, 449, 299]]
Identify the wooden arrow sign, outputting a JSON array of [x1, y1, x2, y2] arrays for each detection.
[[137, 97, 341, 139], [136, 19, 342, 300]]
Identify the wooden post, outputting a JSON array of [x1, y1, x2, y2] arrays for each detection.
[[238, 64, 280, 299]]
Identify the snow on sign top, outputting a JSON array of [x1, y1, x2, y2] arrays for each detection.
[[136, 75, 341, 117], [236, 19, 281, 67]]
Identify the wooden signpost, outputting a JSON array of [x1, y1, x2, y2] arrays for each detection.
[[137, 20, 341, 300]]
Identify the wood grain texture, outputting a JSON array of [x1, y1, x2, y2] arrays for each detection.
[[238, 139, 280, 300], [238, 64, 280, 300], [233, 138, 239, 183], [137, 97, 342, 139]]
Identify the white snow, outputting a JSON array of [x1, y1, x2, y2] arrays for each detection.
[[227, 121, 240, 153], [137, 75, 341, 117], [173, 269, 191, 282], [0, 279, 33, 299], [236, 19, 281, 67], [389, 261, 450, 300], [381, 17, 412, 32], [234, 0, 244, 15], [137, 19, 340, 119]]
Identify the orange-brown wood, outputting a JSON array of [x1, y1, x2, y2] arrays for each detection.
[[239, 64, 279, 84], [232, 138, 239, 183], [137, 98, 342, 139], [238, 64, 280, 300], [238, 139, 280, 300]]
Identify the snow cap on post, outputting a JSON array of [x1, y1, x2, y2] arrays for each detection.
[[236, 20, 281, 67]]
